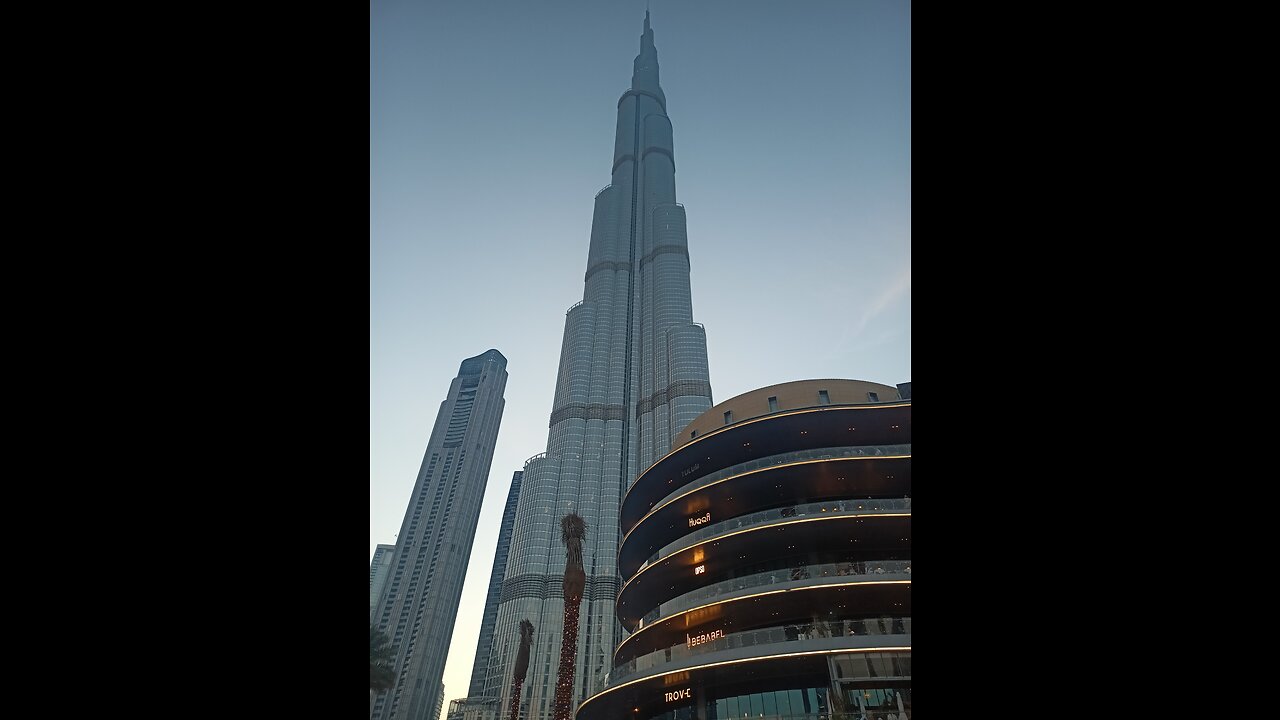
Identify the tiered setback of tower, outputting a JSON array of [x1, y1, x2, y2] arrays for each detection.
[[576, 380, 912, 720], [483, 13, 713, 720]]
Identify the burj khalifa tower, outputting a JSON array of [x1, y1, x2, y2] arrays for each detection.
[[479, 12, 713, 720]]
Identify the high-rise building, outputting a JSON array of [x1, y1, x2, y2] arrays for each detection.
[[484, 12, 713, 720], [468, 471, 525, 697], [370, 543, 397, 617], [371, 350, 509, 720], [577, 379, 912, 720]]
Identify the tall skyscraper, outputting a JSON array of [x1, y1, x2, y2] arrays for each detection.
[[370, 543, 397, 617], [467, 470, 525, 698], [483, 13, 713, 720], [371, 350, 509, 720]]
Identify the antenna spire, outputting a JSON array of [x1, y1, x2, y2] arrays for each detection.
[[632, 3, 662, 98]]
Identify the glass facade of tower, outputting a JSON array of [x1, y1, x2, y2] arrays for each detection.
[[482, 14, 714, 720], [370, 350, 509, 720], [370, 543, 397, 617], [467, 470, 525, 698]]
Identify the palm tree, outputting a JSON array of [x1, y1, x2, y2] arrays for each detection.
[[507, 619, 534, 720], [370, 624, 396, 692], [552, 513, 587, 720]]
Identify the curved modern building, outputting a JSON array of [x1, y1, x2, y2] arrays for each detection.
[[576, 380, 912, 720]]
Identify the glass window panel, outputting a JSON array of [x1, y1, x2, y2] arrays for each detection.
[[873, 653, 893, 677], [773, 690, 791, 716], [762, 692, 777, 715], [789, 689, 805, 716], [805, 688, 817, 712], [749, 694, 763, 716], [869, 688, 897, 709], [843, 687, 861, 712]]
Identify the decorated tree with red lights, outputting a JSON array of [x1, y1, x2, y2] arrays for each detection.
[[507, 619, 534, 720], [551, 513, 587, 720]]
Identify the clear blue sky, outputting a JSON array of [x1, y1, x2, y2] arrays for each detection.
[[371, 0, 909, 704]]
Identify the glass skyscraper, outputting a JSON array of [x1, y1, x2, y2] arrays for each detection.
[[481, 13, 713, 720], [467, 470, 524, 699], [370, 350, 509, 720], [370, 543, 397, 617]]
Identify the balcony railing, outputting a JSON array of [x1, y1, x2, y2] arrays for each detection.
[[703, 714, 909, 720], [639, 497, 912, 572], [637, 444, 912, 527], [637, 560, 912, 627], [610, 617, 912, 685]]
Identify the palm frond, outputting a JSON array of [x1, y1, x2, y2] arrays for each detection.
[[560, 513, 587, 546]]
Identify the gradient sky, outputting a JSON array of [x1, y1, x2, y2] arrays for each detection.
[[371, 0, 909, 706]]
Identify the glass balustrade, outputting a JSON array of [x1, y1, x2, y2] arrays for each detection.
[[639, 497, 912, 571], [641, 444, 912, 520], [611, 616, 912, 685], [636, 559, 911, 627]]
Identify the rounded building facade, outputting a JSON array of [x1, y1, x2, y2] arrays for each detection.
[[576, 380, 911, 720]]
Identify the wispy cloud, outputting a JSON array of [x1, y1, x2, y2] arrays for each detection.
[[851, 265, 910, 338]]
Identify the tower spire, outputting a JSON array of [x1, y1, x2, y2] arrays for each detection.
[[632, 7, 661, 94]]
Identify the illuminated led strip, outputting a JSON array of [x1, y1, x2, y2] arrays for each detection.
[[575, 645, 914, 718], [622, 402, 912, 508], [617, 513, 912, 609], [615, 579, 911, 659], [621, 454, 911, 548]]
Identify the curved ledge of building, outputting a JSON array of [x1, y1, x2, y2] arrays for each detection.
[[613, 623, 911, 686], [621, 403, 912, 535], [617, 88, 667, 112], [616, 575, 912, 666], [641, 146, 674, 167], [631, 446, 911, 542], [616, 513, 911, 629], [575, 645, 912, 720], [548, 402, 628, 426], [584, 259, 631, 281], [634, 499, 911, 579], [637, 242, 689, 269], [674, 379, 903, 451], [634, 378, 710, 417], [611, 153, 635, 174], [618, 455, 911, 578]]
